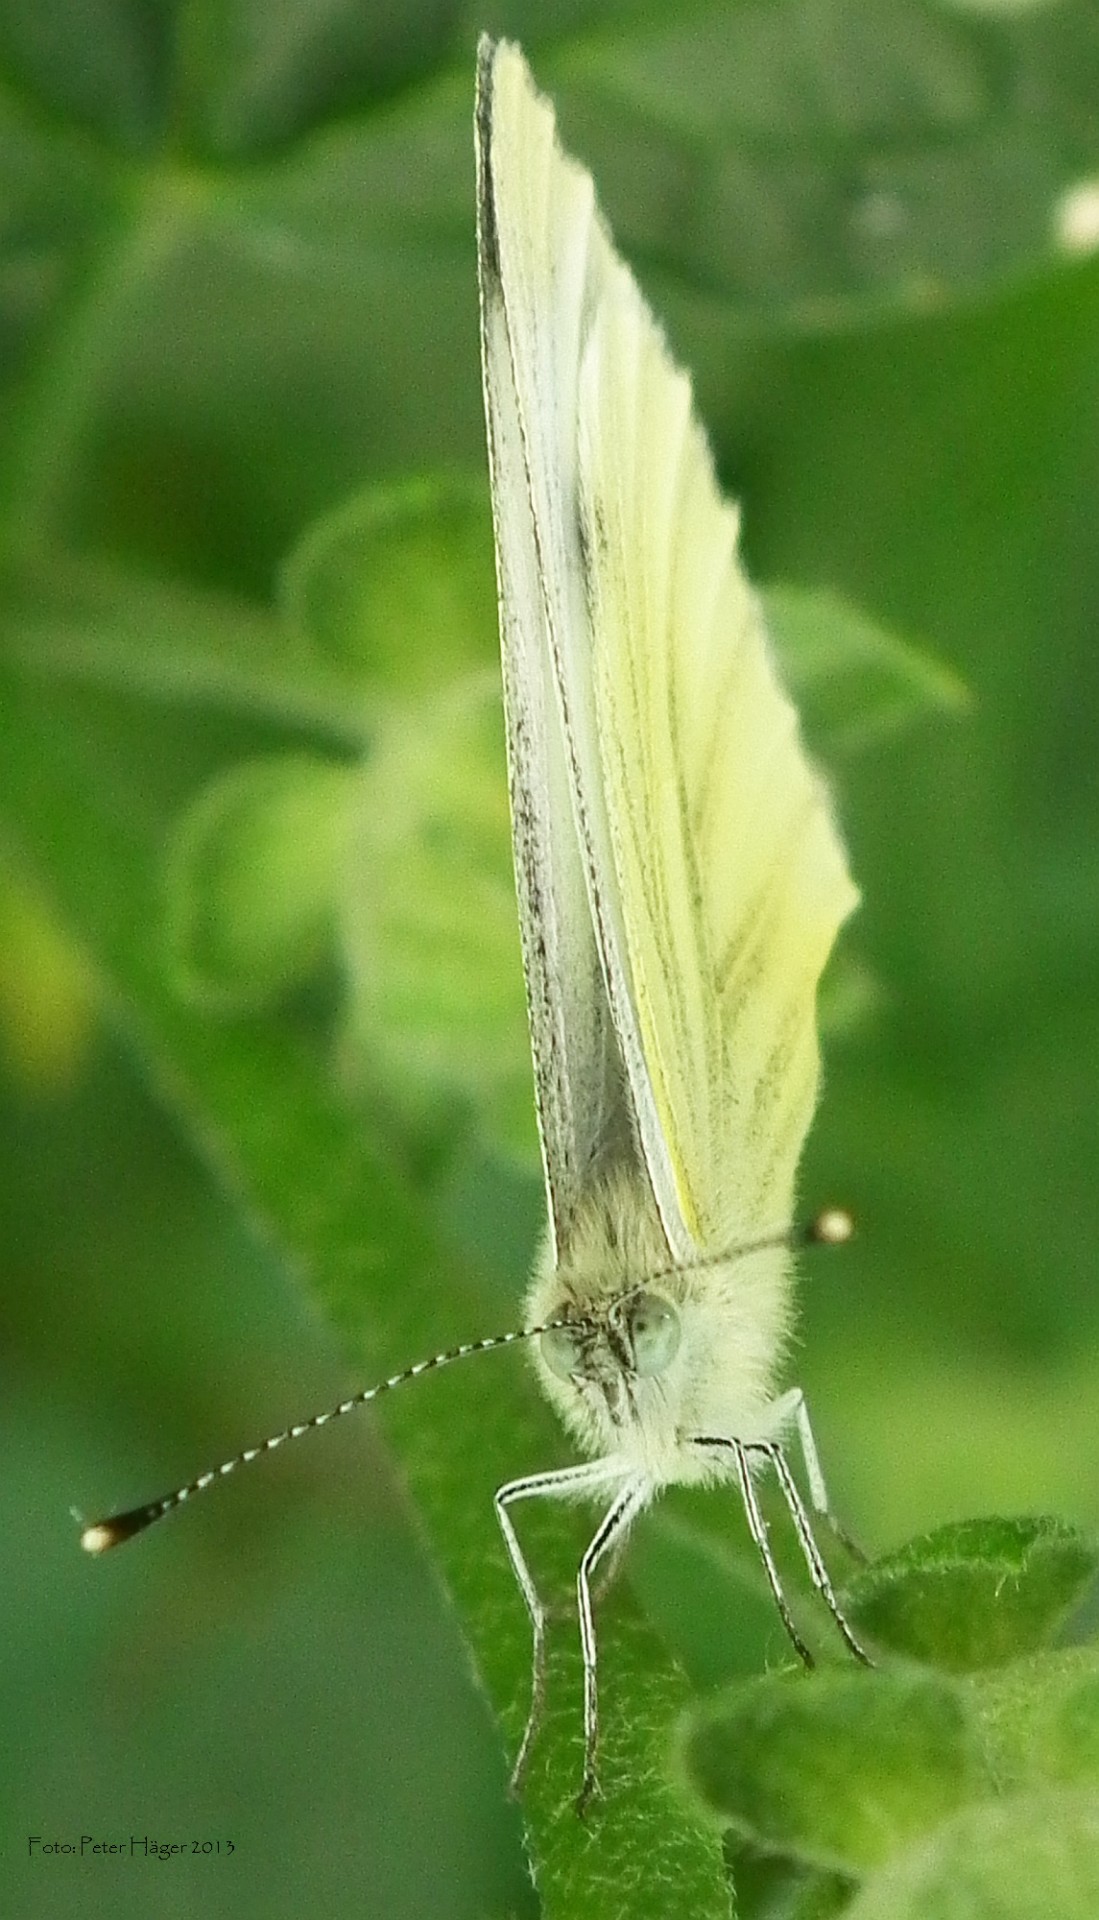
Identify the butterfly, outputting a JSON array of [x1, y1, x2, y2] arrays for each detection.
[[475, 36, 868, 1808], [80, 35, 869, 1815]]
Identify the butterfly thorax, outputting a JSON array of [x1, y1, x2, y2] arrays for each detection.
[[524, 1168, 794, 1485]]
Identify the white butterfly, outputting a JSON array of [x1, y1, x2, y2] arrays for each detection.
[[476, 35, 868, 1806], [80, 36, 869, 1815]]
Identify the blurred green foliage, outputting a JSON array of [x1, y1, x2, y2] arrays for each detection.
[[2, 3, 1099, 1916]]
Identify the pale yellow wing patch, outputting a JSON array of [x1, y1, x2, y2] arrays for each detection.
[[578, 272, 858, 1246]]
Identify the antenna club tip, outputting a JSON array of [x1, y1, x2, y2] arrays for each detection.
[[810, 1207, 855, 1247], [79, 1505, 155, 1552], [80, 1521, 119, 1555]]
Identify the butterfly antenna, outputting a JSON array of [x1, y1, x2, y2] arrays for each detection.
[[80, 1213, 854, 1552], [629, 1205, 855, 1303], [79, 1319, 568, 1555], [802, 1206, 855, 1248]]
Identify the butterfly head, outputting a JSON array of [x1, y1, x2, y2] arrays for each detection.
[[540, 1288, 681, 1387], [523, 1169, 696, 1460]]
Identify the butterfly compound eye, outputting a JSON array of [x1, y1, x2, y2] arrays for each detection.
[[628, 1293, 681, 1377], [540, 1323, 587, 1381]]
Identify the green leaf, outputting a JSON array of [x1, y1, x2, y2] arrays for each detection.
[[728, 1847, 854, 1920], [0, 107, 118, 429], [338, 673, 537, 1168], [843, 1788, 1099, 1920], [3, 6, 1098, 594], [680, 1610, 1099, 1885], [0, 1, 172, 150], [764, 584, 969, 757], [844, 1516, 1099, 1670], [0, 550, 365, 742], [164, 754, 358, 1010], [554, 1, 1099, 322], [682, 1664, 980, 1873], [279, 471, 497, 699], [0, 473, 500, 731], [174, 0, 460, 158], [965, 1646, 1099, 1792], [212, 1, 1099, 333], [1039, 1654, 1099, 1784], [730, 1850, 856, 1920]]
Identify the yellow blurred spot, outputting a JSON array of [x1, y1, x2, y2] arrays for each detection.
[[1055, 181, 1099, 258], [0, 870, 96, 1095]]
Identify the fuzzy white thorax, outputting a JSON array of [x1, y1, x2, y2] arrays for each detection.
[[524, 1166, 794, 1488]]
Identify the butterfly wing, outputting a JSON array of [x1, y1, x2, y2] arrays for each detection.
[[578, 275, 858, 1244], [476, 39, 632, 1261], [477, 37, 688, 1263], [477, 38, 857, 1259]]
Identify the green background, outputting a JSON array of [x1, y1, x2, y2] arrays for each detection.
[[2, 2, 1098, 1916]]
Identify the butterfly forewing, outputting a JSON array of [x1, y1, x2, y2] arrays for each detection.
[[476, 40, 689, 1262], [476, 47, 632, 1262]]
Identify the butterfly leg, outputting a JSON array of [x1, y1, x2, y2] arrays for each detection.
[[494, 1460, 619, 1796], [771, 1386, 868, 1563], [575, 1479, 649, 1817], [691, 1435, 815, 1666], [748, 1440, 872, 1666]]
